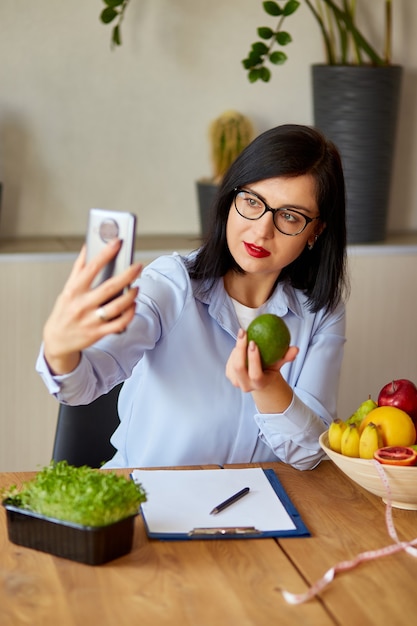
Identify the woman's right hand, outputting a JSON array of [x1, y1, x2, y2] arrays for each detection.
[[43, 239, 142, 375]]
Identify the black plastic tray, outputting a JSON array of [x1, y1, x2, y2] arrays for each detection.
[[3, 502, 136, 565]]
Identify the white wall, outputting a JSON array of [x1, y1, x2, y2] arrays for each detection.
[[0, 0, 416, 238]]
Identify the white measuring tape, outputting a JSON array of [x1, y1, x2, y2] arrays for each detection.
[[281, 461, 417, 605]]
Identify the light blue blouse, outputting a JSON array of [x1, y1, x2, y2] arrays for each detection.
[[36, 252, 346, 470]]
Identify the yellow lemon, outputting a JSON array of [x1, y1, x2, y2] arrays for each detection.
[[359, 406, 416, 447], [246, 314, 290, 368]]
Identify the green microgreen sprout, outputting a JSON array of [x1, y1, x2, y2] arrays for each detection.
[[1, 461, 147, 527]]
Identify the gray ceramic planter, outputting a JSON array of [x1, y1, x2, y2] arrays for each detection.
[[196, 180, 219, 237], [312, 65, 403, 244]]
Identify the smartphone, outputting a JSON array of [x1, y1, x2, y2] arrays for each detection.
[[86, 208, 137, 292]]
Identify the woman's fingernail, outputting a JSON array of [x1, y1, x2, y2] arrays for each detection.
[[238, 328, 245, 339]]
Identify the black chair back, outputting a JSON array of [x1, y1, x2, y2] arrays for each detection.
[[52, 384, 122, 468]]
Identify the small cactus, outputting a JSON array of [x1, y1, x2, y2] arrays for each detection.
[[209, 110, 254, 183]]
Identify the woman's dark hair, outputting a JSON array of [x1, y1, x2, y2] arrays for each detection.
[[187, 124, 348, 313]]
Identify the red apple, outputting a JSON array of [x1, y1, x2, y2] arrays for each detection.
[[378, 379, 417, 426]]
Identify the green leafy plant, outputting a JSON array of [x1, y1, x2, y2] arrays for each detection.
[[100, 0, 132, 47], [243, 0, 394, 83], [99, 1, 393, 78], [2, 461, 147, 527]]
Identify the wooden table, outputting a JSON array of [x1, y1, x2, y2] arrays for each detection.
[[1, 461, 416, 625]]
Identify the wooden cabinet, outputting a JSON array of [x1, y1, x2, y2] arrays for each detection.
[[0, 237, 416, 470]]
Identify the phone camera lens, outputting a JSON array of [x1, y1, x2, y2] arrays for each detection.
[[99, 219, 119, 243]]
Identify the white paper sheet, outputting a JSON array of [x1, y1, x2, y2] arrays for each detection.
[[131, 467, 296, 534]]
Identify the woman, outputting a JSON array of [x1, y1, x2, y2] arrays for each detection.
[[37, 124, 348, 470]]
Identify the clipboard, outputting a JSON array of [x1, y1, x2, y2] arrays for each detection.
[[131, 467, 310, 540]]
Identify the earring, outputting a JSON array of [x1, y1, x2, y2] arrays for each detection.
[[308, 235, 319, 251]]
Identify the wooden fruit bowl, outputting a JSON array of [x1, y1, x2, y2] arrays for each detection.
[[319, 431, 417, 510]]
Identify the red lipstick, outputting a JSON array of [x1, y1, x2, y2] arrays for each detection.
[[244, 242, 271, 258]]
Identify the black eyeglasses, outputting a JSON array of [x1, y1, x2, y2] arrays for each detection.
[[233, 188, 320, 236]]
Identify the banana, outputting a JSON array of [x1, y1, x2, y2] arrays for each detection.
[[328, 419, 347, 453], [341, 423, 360, 457], [359, 421, 383, 459], [346, 397, 378, 428]]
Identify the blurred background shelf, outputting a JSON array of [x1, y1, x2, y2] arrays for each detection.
[[0, 234, 200, 259]]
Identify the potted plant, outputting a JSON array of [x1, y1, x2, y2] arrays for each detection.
[[2, 461, 147, 565], [197, 110, 254, 236], [243, 1, 402, 243]]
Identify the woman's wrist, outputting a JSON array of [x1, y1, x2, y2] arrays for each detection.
[[251, 375, 294, 414], [43, 349, 81, 376]]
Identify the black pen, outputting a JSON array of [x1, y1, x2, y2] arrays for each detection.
[[210, 487, 250, 515]]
